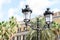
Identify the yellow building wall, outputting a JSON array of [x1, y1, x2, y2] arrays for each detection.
[[53, 12, 60, 24]]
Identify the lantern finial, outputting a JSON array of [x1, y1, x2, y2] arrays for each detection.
[[47, 8, 50, 11], [25, 5, 29, 8]]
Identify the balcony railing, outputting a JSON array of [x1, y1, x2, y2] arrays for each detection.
[[11, 31, 29, 40]]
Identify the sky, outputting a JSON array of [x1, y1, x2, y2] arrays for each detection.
[[0, 0, 60, 21]]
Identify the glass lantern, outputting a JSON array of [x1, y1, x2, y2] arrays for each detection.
[[44, 8, 53, 24], [22, 5, 32, 22]]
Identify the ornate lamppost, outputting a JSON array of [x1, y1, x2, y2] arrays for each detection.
[[22, 5, 32, 28], [44, 8, 53, 28], [22, 5, 40, 40]]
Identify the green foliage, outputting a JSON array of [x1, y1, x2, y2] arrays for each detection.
[[0, 16, 18, 40]]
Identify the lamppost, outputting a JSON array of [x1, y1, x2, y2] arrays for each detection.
[[22, 5, 32, 28], [22, 5, 40, 40], [44, 8, 53, 28]]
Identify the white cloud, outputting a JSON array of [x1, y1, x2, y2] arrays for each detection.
[[19, 1, 26, 9], [8, 8, 20, 16], [0, 0, 12, 21], [8, 8, 15, 17], [8, 8, 24, 21], [19, 0, 58, 17], [12, 0, 59, 21], [14, 15, 24, 21], [5, 0, 11, 3], [6, 0, 60, 21], [27, 0, 57, 15]]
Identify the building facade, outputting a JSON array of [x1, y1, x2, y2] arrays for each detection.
[[53, 12, 60, 24], [11, 21, 29, 40]]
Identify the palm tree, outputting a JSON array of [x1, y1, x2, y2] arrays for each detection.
[[26, 17, 45, 40], [26, 17, 60, 40], [8, 16, 18, 39], [0, 16, 18, 40]]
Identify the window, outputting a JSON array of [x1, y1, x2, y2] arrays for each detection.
[[17, 28, 21, 33], [17, 36, 21, 40]]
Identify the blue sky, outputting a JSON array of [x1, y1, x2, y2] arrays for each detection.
[[0, 0, 60, 21]]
